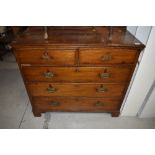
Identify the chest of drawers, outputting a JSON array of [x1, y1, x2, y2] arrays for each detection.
[[11, 26, 145, 117]]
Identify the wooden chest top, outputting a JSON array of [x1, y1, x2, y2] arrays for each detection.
[[11, 26, 144, 49]]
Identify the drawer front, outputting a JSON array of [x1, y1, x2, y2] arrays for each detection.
[[27, 83, 126, 97], [23, 66, 132, 83], [15, 49, 75, 65], [33, 97, 121, 112], [79, 48, 138, 65]]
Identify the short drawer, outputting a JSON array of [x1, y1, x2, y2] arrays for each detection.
[[27, 83, 126, 97], [79, 48, 139, 65], [22, 66, 132, 83], [33, 97, 121, 112], [15, 48, 75, 65]]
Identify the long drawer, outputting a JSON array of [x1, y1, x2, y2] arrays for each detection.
[[79, 48, 138, 65], [27, 83, 126, 97], [15, 49, 75, 65], [33, 97, 121, 112], [22, 66, 132, 83]]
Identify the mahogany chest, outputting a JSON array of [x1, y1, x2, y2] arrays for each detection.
[[11, 26, 145, 117]]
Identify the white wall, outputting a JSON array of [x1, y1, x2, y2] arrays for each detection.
[[121, 26, 154, 116], [127, 26, 137, 36], [127, 26, 152, 44], [140, 82, 155, 118], [135, 27, 152, 44]]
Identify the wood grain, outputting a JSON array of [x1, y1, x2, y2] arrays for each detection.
[[79, 48, 139, 65], [16, 49, 75, 65], [33, 97, 122, 112], [22, 66, 133, 83], [27, 83, 126, 97]]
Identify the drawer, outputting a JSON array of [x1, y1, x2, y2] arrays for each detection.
[[27, 83, 126, 97], [23, 66, 132, 83], [15, 49, 75, 65], [33, 97, 121, 112], [79, 48, 139, 65]]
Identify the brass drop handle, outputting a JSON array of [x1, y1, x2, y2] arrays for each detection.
[[49, 101, 60, 106], [44, 71, 55, 78], [41, 52, 50, 60], [47, 85, 56, 93], [101, 55, 112, 61], [95, 101, 105, 106], [99, 72, 110, 78], [96, 84, 107, 93]]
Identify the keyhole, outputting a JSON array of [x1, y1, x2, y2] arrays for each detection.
[[75, 68, 80, 72], [49, 84, 53, 88], [104, 68, 107, 73], [46, 69, 50, 73], [44, 51, 48, 56]]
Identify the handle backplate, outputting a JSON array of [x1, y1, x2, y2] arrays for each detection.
[[96, 84, 107, 93], [47, 85, 57, 93], [41, 52, 50, 60], [99, 72, 110, 78], [101, 55, 112, 61], [95, 101, 105, 106], [44, 71, 55, 78], [49, 101, 60, 106]]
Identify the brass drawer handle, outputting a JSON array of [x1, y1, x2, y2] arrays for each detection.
[[44, 71, 55, 78], [96, 84, 107, 93], [47, 85, 57, 93], [99, 72, 110, 78], [41, 52, 50, 60], [101, 55, 112, 61], [49, 101, 60, 106], [95, 101, 105, 106]]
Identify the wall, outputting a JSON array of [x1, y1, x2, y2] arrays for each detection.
[[139, 81, 155, 117], [121, 26, 154, 116]]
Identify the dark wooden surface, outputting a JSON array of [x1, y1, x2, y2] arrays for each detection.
[[33, 97, 121, 112], [11, 26, 145, 117], [22, 66, 132, 83], [15, 49, 76, 65], [27, 83, 126, 97], [79, 48, 139, 65], [12, 26, 144, 49]]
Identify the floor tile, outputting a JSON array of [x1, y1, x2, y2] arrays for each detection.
[[0, 69, 28, 128], [0, 52, 18, 70], [48, 112, 155, 129], [19, 103, 44, 129]]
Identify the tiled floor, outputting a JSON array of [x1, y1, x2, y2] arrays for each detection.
[[0, 69, 28, 128], [0, 52, 155, 129]]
